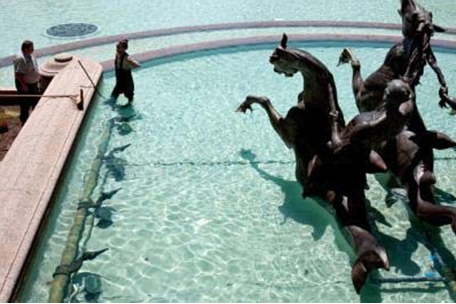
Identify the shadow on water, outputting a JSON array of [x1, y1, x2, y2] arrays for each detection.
[[103, 103, 141, 181], [115, 103, 142, 121], [368, 172, 456, 302], [435, 156, 456, 162], [70, 272, 103, 303], [239, 149, 338, 242], [105, 96, 140, 115], [240, 149, 381, 300], [105, 96, 143, 136], [95, 206, 116, 229], [104, 144, 130, 182], [361, 223, 456, 302], [361, 283, 444, 303], [435, 188, 456, 205], [240, 149, 456, 302], [240, 149, 374, 297], [360, 206, 422, 302], [371, 222, 421, 276]]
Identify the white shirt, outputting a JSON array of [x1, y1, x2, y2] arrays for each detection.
[[14, 51, 40, 84]]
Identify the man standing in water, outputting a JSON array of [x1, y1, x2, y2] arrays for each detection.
[[14, 40, 40, 125], [111, 40, 141, 105]]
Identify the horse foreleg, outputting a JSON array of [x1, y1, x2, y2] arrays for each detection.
[[335, 193, 389, 293], [329, 187, 390, 293], [262, 100, 297, 148], [408, 182, 456, 234], [347, 225, 390, 293], [338, 48, 364, 100], [312, 187, 390, 293], [407, 169, 456, 234], [425, 130, 456, 150], [237, 95, 294, 148]]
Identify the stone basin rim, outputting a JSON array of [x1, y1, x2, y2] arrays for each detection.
[[98, 33, 456, 72], [2, 20, 456, 68]]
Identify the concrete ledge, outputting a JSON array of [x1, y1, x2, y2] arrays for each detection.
[[100, 33, 456, 72], [3, 20, 456, 69], [0, 56, 102, 302]]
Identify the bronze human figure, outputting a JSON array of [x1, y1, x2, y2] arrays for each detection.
[[398, 0, 454, 110]]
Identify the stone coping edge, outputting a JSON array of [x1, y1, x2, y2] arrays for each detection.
[[0, 56, 103, 302], [99, 33, 456, 72], [2, 20, 456, 68]]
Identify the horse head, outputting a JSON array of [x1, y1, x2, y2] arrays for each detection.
[[269, 34, 300, 77], [399, 0, 446, 37]]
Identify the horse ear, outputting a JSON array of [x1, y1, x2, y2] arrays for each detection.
[[280, 33, 288, 49], [400, 0, 415, 13], [434, 24, 447, 33], [398, 9, 402, 17]]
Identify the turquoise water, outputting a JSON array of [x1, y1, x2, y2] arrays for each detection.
[[18, 43, 456, 302], [1, 0, 456, 58]]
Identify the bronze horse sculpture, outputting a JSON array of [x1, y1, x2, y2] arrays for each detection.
[[338, 0, 455, 113], [338, 43, 455, 183], [338, 0, 455, 191], [235, 0, 456, 296], [337, 0, 456, 235], [338, 0, 456, 130], [236, 34, 419, 292]]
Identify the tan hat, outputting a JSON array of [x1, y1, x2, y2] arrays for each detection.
[[40, 53, 74, 78]]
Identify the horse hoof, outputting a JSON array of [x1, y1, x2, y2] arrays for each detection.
[[351, 247, 389, 293], [338, 48, 351, 66]]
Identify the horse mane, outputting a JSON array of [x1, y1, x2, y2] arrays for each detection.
[[285, 48, 344, 124]]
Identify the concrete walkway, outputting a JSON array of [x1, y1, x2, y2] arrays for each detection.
[[0, 56, 102, 302]]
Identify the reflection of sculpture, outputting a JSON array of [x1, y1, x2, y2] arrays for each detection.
[[236, 0, 456, 293]]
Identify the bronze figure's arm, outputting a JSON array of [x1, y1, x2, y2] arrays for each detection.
[[426, 48, 456, 110]]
